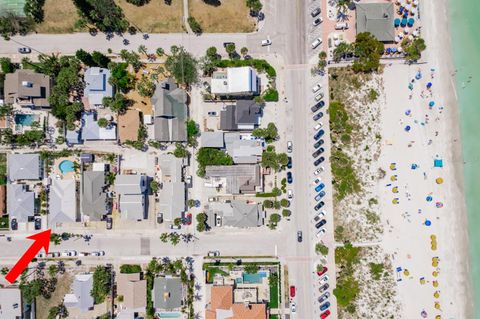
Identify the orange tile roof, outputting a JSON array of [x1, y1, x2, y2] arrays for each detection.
[[0, 117, 7, 129], [118, 109, 141, 143], [206, 286, 267, 319]]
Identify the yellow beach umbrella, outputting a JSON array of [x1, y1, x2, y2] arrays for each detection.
[[390, 175, 397, 181], [430, 234, 437, 241], [390, 164, 396, 170], [403, 269, 410, 276], [434, 302, 441, 310], [419, 277, 426, 285], [432, 271, 439, 277], [392, 198, 399, 204], [433, 280, 439, 287], [432, 257, 439, 267], [436, 178, 444, 184], [431, 242, 437, 251], [436, 315, 442, 319], [392, 187, 399, 193], [434, 291, 440, 298]]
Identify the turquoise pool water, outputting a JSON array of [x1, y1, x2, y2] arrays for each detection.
[[158, 313, 180, 318], [14, 114, 35, 126], [241, 271, 268, 284], [59, 160, 74, 174]]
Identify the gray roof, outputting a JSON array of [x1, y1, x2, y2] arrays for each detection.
[[84, 67, 114, 106], [224, 133, 263, 164], [49, 179, 77, 225], [115, 175, 147, 195], [356, 3, 395, 42], [4, 69, 51, 107], [81, 112, 117, 141], [8, 153, 41, 181], [158, 182, 185, 221], [81, 171, 106, 221], [200, 132, 224, 148], [0, 287, 22, 319], [205, 165, 261, 195], [7, 184, 34, 223], [220, 100, 262, 131], [208, 201, 264, 228], [65, 273, 94, 312], [152, 78, 187, 142], [65, 129, 82, 144], [158, 155, 183, 182], [119, 194, 145, 220], [153, 277, 183, 310]]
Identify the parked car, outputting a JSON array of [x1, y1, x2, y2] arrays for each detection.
[[208, 251, 220, 257], [319, 283, 329, 294], [290, 285, 296, 298], [313, 112, 324, 121], [91, 251, 105, 256], [311, 103, 321, 113], [314, 191, 326, 202], [37, 252, 46, 258], [313, 17, 323, 26], [315, 183, 325, 192], [18, 47, 31, 54], [156, 212, 164, 224], [287, 141, 293, 153], [318, 292, 330, 303], [61, 250, 77, 257], [312, 148, 324, 158], [314, 140, 324, 148], [48, 252, 60, 257], [312, 83, 322, 93], [315, 92, 324, 101], [297, 231, 303, 243], [311, 37, 322, 49], [316, 228, 326, 237], [207, 111, 218, 116], [11, 218, 17, 230], [288, 189, 293, 199], [170, 224, 181, 230], [314, 157, 325, 166], [313, 211, 325, 222], [287, 156, 292, 169], [106, 217, 113, 229], [314, 123, 323, 130], [311, 7, 321, 17], [317, 266, 328, 277], [183, 213, 192, 225], [313, 178, 321, 185], [314, 167, 324, 175], [290, 302, 296, 313], [261, 39, 272, 46], [320, 310, 331, 319], [287, 172, 293, 184], [315, 219, 327, 229], [319, 275, 329, 284], [314, 201, 325, 211], [320, 301, 331, 311], [34, 218, 41, 230]]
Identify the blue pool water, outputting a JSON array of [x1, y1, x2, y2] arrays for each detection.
[[59, 160, 74, 174], [158, 313, 181, 318], [242, 271, 268, 284], [14, 114, 36, 126]]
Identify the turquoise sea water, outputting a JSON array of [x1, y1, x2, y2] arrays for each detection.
[[449, 0, 480, 316]]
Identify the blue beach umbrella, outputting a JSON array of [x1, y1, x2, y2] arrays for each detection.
[[429, 101, 435, 108], [405, 125, 411, 132], [425, 220, 432, 226], [427, 82, 432, 89], [391, 47, 397, 53], [405, 109, 411, 116], [426, 195, 433, 202], [394, 18, 401, 27], [386, 48, 391, 54], [408, 18, 415, 27], [401, 18, 407, 27]]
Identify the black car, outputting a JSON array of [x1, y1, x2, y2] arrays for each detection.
[[313, 17, 322, 26], [314, 129, 325, 140], [311, 102, 323, 113], [244, 55, 253, 60], [319, 283, 329, 294], [34, 218, 41, 230], [315, 219, 327, 229], [312, 148, 325, 158], [311, 7, 321, 17], [314, 157, 325, 166], [314, 140, 324, 148], [314, 201, 325, 211], [106, 217, 113, 230], [287, 156, 292, 169], [318, 292, 330, 303], [11, 218, 18, 230], [297, 231, 303, 243], [287, 172, 293, 184], [313, 112, 324, 121]]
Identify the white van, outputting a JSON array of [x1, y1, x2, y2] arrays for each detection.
[[335, 22, 349, 30]]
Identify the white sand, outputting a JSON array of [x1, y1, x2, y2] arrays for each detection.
[[378, 0, 472, 317]]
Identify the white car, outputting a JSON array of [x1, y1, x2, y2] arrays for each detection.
[[208, 251, 220, 257], [36, 252, 46, 258], [287, 141, 293, 153], [312, 83, 322, 93], [291, 302, 296, 313], [91, 251, 105, 256], [311, 37, 322, 49], [261, 39, 272, 46], [313, 17, 323, 26], [314, 123, 323, 130], [316, 228, 326, 237], [61, 250, 77, 257], [315, 92, 324, 101], [319, 274, 329, 284], [314, 167, 324, 175], [287, 189, 293, 199]]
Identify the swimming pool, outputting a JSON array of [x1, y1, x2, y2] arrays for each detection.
[[241, 271, 268, 284], [14, 114, 36, 126], [157, 313, 181, 318], [59, 160, 75, 174]]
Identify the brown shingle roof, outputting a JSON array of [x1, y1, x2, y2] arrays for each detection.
[[117, 273, 146, 309], [118, 109, 141, 143]]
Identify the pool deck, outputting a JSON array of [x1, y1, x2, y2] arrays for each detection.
[[51, 157, 78, 180]]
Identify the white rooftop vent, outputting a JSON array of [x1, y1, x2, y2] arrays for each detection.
[[21, 81, 33, 87]]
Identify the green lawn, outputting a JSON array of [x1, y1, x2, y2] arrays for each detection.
[[269, 315, 279, 319], [205, 266, 229, 283], [0, 153, 6, 185], [0, 215, 8, 229], [269, 275, 279, 308]]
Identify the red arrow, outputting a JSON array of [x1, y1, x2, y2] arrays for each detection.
[[5, 229, 51, 284]]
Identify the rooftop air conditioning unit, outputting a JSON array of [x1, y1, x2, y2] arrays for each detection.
[[21, 81, 33, 87]]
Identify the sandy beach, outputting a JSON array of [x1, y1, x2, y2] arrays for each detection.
[[378, 0, 473, 317]]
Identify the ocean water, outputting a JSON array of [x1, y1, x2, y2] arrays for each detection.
[[449, 0, 480, 316]]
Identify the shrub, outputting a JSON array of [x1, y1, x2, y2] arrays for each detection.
[[120, 264, 142, 273], [280, 199, 289, 207], [188, 16, 202, 34], [126, 0, 150, 5], [315, 243, 329, 255], [263, 88, 279, 102]]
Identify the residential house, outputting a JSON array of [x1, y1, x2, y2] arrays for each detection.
[[204, 165, 262, 195], [205, 285, 267, 319], [158, 155, 185, 222], [211, 67, 259, 96], [117, 273, 147, 312], [7, 153, 42, 182], [118, 109, 141, 144], [83, 67, 114, 108], [48, 179, 77, 226], [200, 132, 224, 148], [64, 273, 94, 312], [151, 78, 187, 142], [4, 69, 51, 108], [207, 201, 264, 228], [220, 100, 262, 131], [114, 174, 148, 220], [80, 112, 117, 141], [356, 3, 395, 42], [81, 171, 107, 221], [0, 287, 22, 319], [7, 184, 35, 224], [153, 277, 183, 311], [224, 133, 263, 164]]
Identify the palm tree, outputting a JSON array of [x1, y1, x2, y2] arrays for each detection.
[[156, 47, 165, 57], [138, 45, 147, 55], [240, 47, 248, 57]]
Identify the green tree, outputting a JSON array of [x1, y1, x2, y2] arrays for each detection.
[[0, 57, 15, 73], [369, 262, 384, 280], [333, 275, 359, 309], [402, 37, 427, 62], [97, 118, 108, 128], [160, 233, 169, 243], [263, 200, 273, 209], [196, 148, 233, 176], [72, 0, 129, 33], [75, 49, 95, 66], [315, 243, 329, 255], [169, 232, 180, 246], [156, 47, 165, 57], [269, 213, 281, 223], [102, 93, 130, 114], [47, 303, 68, 319], [186, 119, 199, 146], [91, 265, 111, 304], [352, 32, 384, 73], [196, 213, 207, 232], [173, 143, 189, 158], [240, 47, 248, 57], [24, 0, 46, 23], [137, 75, 155, 97], [108, 62, 135, 93], [282, 209, 291, 217], [150, 180, 160, 193], [188, 16, 202, 34], [91, 51, 111, 68], [1, 266, 9, 275], [252, 123, 278, 142], [120, 264, 142, 273], [333, 42, 353, 62], [138, 44, 147, 55], [280, 198, 289, 207], [165, 46, 198, 85], [0, 12, 35, 40], [48, 264, 58, 277], [246, 0, 262, 13], [206, 46, 218, 59], [126, 0, 150, 6], [225, 43, 236, 58], [244, 263, 259, 274], [174, 218, 182, 226]]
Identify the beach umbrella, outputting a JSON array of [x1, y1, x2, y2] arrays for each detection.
[[390, 175, 397, 181], [392, 187, 399, 193], [405, 4, 411, 11], [431, 242, 437, 250], [421, 310, 428, 318], [419, 277, 426, 284], [427, 82, 433, 89], [392, 198, 399, 204], [433, 280, 439, 287], [411, 163, 418, 169], [436, 177, 443, 184], [413, 30, 419, 37], [425, 219, 432, 226], [430, 234, 437, 241], [426, 195, 433, 202], [413, 0, 419, 6], [397, 46, 403, 53], [394, 36, 400, 43], [405, 109, 411, 116], [390, 163, 396, 170], [386, 47, 392, 54], [401, 18, 407, 27], [403, 269, 410, 276], [391, 47, 397, 53], [429, 101, 435, 107], [415, 71, 422, 80], [411, 7, 417, 15], [434, 291, 440, 299], [435, 316, 441, 319], [394, 18, 401, 27], [436, 202, 444, 208], [432, 257, 438, 267], [434, 302, 441, 310], [408, 83, 414, 90], [408, 18, 415, 27], [404, 125, 411, 132], [434, 159, 443, 167], [432, 271, 438, 277]]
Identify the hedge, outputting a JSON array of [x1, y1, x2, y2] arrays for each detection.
[[214, 59, 276, 77]]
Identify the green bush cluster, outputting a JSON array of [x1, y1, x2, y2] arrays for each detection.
[[214, 59, 276, 78], [120, 264, 142, 273]]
